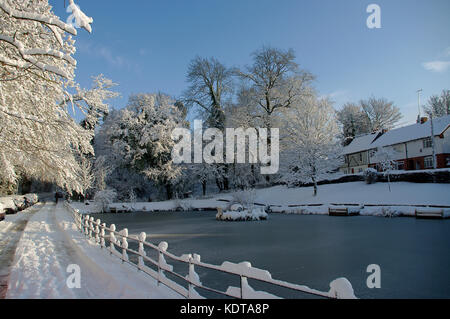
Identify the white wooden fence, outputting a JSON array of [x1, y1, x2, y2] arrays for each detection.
[[64, 201, 357, 299]]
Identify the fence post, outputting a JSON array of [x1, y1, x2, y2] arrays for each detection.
[[138, 232, 147, 270], [187, 254, 193, 298], [89, 216, 94, 239], [95, 219, 101, 244], [84, 215, 90, 236], [100, 223, 106, 248], [239, 262, 252, 299], [240, 275, 246, 299], [157, 241, 169, 286], [78, 213, 83, 233], [121, 228, 129, 262], [75, 210, 80, 230], [109, 224, 116, 255]]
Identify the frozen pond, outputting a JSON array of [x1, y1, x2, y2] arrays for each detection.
[[98, 211, 450, 299]]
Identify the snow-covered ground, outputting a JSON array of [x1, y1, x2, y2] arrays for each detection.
[[249, 182, 450, 206], [4, 202, 180, 299], [74, 181, 450, 216]]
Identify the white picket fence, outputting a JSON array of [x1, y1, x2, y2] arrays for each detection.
[[64, 201, 357, 299]]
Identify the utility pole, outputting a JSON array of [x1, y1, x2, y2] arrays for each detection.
[[430, 113, 437, 170], [416, 89, 423, 123]]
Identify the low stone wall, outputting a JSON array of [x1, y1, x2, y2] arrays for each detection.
[[377, 170, 450, 183]]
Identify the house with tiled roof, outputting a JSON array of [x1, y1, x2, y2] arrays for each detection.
[[341, 115, 450, 174]]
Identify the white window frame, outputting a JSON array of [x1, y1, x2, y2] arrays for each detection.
[[424, 156, 434, 169], [423, 137, 432, 149]]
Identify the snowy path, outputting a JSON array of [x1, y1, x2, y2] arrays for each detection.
[[5, 202, 180, 299], [0, 204, 42, 298]]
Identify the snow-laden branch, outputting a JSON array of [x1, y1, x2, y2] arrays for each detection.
[[0, 104, 73, 126], [0, 0, 78, 35], [0, 35, 72, 78], [67, 0, 93, 33]]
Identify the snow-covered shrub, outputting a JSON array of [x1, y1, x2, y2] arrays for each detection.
[[128, 189, 137, 203], [231, 190, 256, 209], [24, 194, 39, 206], [173, 199, 192, 211], [94, 189, 117, 211], [217, 207, 268, 221], [13, 198, 27, 211], [364, 168, 378, 184], [230, 204, 244, 212]]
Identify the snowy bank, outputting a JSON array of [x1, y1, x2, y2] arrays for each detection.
[[0, 194, 39, 214], [216, 207, 268, 221], [269, 204, 450, 218], [71, 182, 450, 219]]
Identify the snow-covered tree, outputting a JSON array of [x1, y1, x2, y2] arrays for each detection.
[[236, 46, 314, 130], [183, 56, 234, 191], [224, 102, 266, 189], [360, 97, 402, 131], [281, 95, 342, 196], [183, 56, 233, 130], [98, 93, 187, 199], [93, 188, 117, 211], [94, 110, 150, 201], [371, 146, 399, 192], [77, 155, 94, 200], [336, 103, 371, 144], [424, 89, 450, 117], [68, 75, 120, 132], [0, 0, 98, 194], [92, 155, 112, 192]]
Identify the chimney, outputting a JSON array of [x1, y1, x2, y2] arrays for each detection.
[[420, 117, 428, 124]]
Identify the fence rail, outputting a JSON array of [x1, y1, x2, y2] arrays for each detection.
[[64, 201, 356, 299]]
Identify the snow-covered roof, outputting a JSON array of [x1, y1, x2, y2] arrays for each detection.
[[370, 115, 450, 149], [342, 132, 380, 155], [342, 115, 450, 154]]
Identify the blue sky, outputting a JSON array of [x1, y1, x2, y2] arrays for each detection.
[[54, 0, 450, 126]]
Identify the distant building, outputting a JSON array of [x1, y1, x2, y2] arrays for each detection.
[[341, 115, 450, 174]]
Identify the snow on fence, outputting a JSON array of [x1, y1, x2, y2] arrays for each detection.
[[64, 201, 357, 299]]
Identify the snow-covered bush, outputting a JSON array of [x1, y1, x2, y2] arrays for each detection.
[[230, 190, 256, 209], [217, 207, 268, 221], [94, 189, 117, 211], [174, 199, 192, 211], [364, 168, 378, 184]]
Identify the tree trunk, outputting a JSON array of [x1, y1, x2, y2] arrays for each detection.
[[166, 184, 173, 200], [202, 180, 206, 196], [216, 178, 224, 192], [312, 168, 318, 196], [264, 115, 272, 184], [223, 165, 229, 191]]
